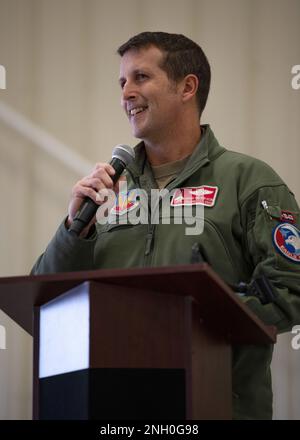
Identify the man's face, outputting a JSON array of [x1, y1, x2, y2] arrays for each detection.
[[119, 46, 183, 142]]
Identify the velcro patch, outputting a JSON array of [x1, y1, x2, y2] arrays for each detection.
[[280, 210, 296, 224], [273, 223, 300, 263], [111, 190, 139, 215], [171, 186, 218, 207]]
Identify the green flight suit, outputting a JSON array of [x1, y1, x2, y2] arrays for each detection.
[[32, 125, 300, 419]]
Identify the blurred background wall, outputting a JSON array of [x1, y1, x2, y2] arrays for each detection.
[[0, 0, 299, 419]]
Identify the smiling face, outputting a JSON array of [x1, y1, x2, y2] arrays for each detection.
[[119, 45, 184, 143]]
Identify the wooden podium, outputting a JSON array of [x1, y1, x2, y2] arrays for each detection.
[[0, 264, 276, 420]]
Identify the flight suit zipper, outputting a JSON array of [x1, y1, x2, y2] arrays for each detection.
[[127, 169, 157, 265], [143, 200, 156, 264], [145, 228, 155, 257]]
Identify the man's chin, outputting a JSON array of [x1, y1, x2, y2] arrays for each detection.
[[131, 122, 155, 142], [132, 127, 148, 140]]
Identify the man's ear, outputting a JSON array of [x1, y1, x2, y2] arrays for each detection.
[[181, 74, 199, 103]]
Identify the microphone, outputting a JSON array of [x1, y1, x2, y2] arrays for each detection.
[[68, 144, 135, 236]]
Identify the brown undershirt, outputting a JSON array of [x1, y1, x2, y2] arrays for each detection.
[[151, 155, 191, 189]]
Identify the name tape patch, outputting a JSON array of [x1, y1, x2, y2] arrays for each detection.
[[171, 186, 218, 207]]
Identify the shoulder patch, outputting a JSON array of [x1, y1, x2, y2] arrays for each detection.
[[273, 223, 300, 263]]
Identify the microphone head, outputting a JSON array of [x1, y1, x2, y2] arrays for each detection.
[[112, 144, 135, 166]]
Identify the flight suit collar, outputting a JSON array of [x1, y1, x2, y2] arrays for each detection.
[[126, 125, 226, 188]]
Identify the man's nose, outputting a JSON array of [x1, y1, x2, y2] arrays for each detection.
[[122, 81, 138, 101]]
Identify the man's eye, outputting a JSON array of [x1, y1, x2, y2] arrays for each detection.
[[136, 73, 147, 81]]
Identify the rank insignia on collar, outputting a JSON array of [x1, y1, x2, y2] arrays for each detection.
[[171, 186, 218, 207], [273, 223, 300, 263]]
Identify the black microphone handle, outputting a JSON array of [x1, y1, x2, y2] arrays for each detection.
[[109, 157, 127, 184], [68, 157, 126, 236]]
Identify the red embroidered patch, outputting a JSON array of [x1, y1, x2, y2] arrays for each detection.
[[171, 186, 218, 207], [280, 211, 296, 224]]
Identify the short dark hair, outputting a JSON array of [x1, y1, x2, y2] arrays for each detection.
[[117, 31, 211, 116]]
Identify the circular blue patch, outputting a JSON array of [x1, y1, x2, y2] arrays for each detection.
[[273, 223, 300, 263]]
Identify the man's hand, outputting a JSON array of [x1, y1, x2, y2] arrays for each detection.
[[67, 162, 122, 236]]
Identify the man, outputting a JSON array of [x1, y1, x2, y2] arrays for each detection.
[[32, 32, 300, 419]]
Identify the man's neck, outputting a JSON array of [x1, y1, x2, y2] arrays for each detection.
[[144, 122, 201, 166]]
